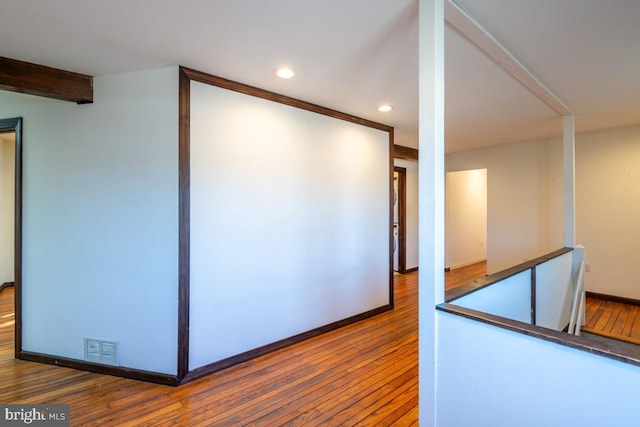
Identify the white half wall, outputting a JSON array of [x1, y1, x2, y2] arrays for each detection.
[[394, 158, 419, 270], [576, 124, 640, 299], [188, 80, 391, 369], [0, 67, 179, 375], [445, 168, 487, 269], [446, 137, 564, 274], [452, 270, 531, 323], [437, 311, 640, 426], [0, 133, 14, 284], [535, 250, 574, 330]]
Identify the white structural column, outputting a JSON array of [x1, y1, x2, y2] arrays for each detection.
[[563, 114, 576, 247], [418, 0, 445, 425]]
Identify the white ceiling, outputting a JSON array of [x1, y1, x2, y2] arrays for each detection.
[[1, 0, 639, 152]]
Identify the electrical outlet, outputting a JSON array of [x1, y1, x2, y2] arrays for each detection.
[[585, 263, 591, 272], [84, 338, 119, 366]]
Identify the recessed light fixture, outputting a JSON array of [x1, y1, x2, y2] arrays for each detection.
[[275, 67, 295, 79], [378, 104, 393, 113]]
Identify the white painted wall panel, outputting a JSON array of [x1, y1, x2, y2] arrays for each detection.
[[189, 81, 390, 369], [0, 67, 179, 375], [452, 270, 531, 323], [437, 311, 640, 427], [535, 251, 573, 330]]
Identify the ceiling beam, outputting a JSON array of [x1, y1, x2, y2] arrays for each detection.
[[445, 0, 571, 116], [0, 56, 93, 104], [394, 145, 419, 160]]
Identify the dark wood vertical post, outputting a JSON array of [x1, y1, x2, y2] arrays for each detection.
[[177, 68, 191, 381], [531, 267, 537, 325]]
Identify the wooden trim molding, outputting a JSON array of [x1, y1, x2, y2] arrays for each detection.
[[0, 57, 93, 104], [181, 67, 392, 133], [19, 351, 178, 386], [585, 292, 640, 307], [177, 68, 191, 381], [393, 145, 418, 160], [530, 267, 536, 325], [181, 305, 393, 384]]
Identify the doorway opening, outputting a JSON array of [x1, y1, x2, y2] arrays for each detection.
[[445, 168, 487, 275], [394, 166, 407, 273], [0, 118, 22, 358]]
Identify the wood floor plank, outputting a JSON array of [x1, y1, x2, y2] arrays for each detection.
[[603, 302, 622, 333], [626, 306, 640, 337]]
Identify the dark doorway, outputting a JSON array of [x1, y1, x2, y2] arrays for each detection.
[[394, 166, 407, 273]]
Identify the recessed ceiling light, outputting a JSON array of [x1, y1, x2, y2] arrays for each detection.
[[378, 104, 393, 112], [275, 67, 295, 79]]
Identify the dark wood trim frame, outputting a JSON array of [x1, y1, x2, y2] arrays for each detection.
[[180, 305, 391, 384], [393, 145, 418, 161], [585, 292, 640, 307], [19, 351, 178, 386], [530, 267, 536, 325], [177, 68, 191, 381], [0, 57, 93, 104], [178, 66, 395, 384], [0, 118, 22, 358], [394, 166, 407, 274]]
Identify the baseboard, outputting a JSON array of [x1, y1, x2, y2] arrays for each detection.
[[0, 282, 15, 291], [405, 267, 418, 273], [180, 304, 393, 384], [448, 259, 487, 271], [18, 351, 179, 386], [586, 291, 640, 307]]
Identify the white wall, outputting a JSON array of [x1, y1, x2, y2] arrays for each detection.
[[394, 158, 419, 269], [576, 125, 640, 299], [0, 67, 179, 375], [445, 168, 487, 269], [188, 80, 391, 369], [446, 137, 564, 274], [453, 270, 531, 323], [0, 133, 14, 284], [437, 311, 640, 426], [535, 250, 574, 330]]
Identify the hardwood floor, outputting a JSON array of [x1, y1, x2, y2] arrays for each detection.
[[583, 297, 640, 345], [444, 261, 487, 291], [0, 274, 418, 426]]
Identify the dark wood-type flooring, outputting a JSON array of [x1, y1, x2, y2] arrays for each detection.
[[0, 274, 419, 426], [444, 261, 486, 291], [583, 297, 640, 345]]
